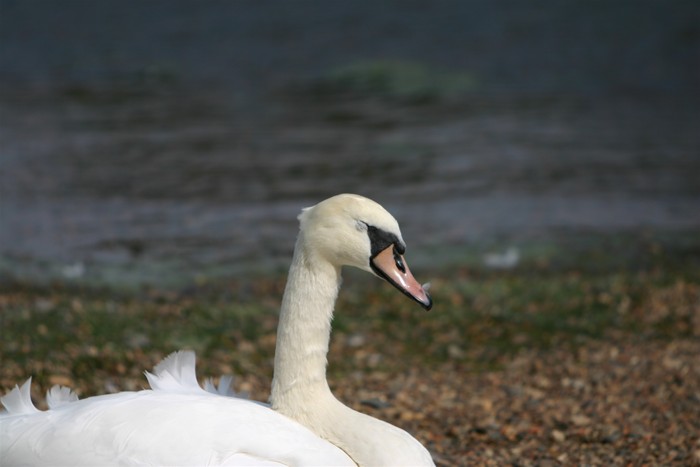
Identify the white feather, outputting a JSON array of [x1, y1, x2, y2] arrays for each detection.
[[204, 375, 243, 398], [1, 378, 39, 415], [144, 350, 202, 393], [1, 354, 352, 466], [46, 386, 79, 409]]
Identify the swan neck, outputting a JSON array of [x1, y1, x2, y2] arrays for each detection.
[[269, 231, 434, 466], [270, 234, 340, 412]]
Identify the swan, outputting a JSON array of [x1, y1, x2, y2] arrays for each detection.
[[0, 194, 435, 466]]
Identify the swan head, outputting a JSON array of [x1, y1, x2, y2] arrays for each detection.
[[298, 194, 432, 310]]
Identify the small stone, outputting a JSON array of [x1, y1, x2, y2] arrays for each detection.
[[361, 398, 391, 409], [347, 334, 366, 347], [571, 414, 591, 426], [551, 430, 566, 443], [448, 344, 465, 359], [693, 450, 700, 463]]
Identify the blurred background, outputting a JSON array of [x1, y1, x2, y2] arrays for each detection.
[[2, 2, 700, 464], [1, 0, 698, 286]]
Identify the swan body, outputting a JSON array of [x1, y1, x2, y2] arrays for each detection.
[[1, 194, 434, 466], [1, 352, 352, 466]]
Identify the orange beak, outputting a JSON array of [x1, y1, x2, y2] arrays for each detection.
[[370, 245, 432, 310]]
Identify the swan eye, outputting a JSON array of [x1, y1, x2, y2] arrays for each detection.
[[393, 247, 406, 273], [364, 223, 405, 261]]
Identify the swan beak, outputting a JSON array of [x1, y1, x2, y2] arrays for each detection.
[[370, 245, 433, 310]]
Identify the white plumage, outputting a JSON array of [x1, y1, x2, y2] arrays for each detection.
[[1, 351, 353, 466], [1, 194, 434, 466]]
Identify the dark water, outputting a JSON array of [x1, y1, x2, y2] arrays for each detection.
[[1, 1, 699, 285]]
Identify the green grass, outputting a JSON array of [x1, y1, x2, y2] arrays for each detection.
[[309, 59, 477, 104], [1, 232, 698, 395]]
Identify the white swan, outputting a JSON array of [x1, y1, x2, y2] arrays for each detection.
[[0, 194, 435, 466]]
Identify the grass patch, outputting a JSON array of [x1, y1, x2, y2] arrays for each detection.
[[308, 59, 477, 104], [1, 232, 698, 395], [3, 233, 697, 465]]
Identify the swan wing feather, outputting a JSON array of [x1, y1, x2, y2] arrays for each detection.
[[0, 378, 39, 415], [145, 350, 203, 393], [46, 385, 79, 409], [204, 375, 245, 398]]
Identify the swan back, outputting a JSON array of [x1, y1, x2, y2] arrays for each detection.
[[0, 352, 355, 466]]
